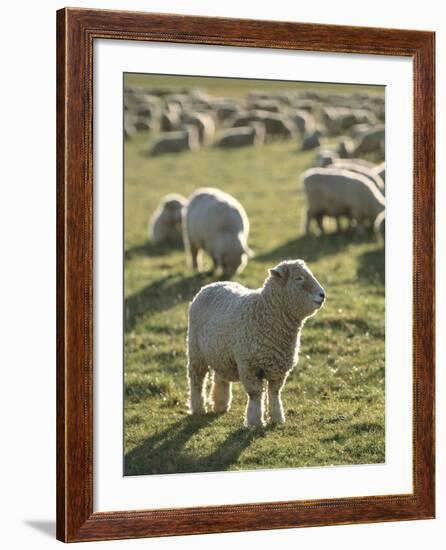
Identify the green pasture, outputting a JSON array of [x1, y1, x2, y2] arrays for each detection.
[[123, 76, 385, 476]]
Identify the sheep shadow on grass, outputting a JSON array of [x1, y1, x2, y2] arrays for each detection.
[[125, 272, 210, 332], [357, 246, 385, 286], [124, 415, 257, 476], [254, 230, 375, 265], [125, 240, 184, 261]]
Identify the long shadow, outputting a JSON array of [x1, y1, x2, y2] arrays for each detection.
[[125, 272, 209, 332], [357, 246, 385, 285], [125, 240, 183, 261], [254, 231, 374, 264], [124, 414, 257, 476], [321, 421, 384, 445]]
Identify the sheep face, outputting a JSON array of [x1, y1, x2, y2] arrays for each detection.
[[163, 199, 183, 224], [269, 260, 325, 319], [220, 249, 248, 278]]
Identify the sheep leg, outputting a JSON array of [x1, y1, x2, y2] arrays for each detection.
[[316, 214, 325, 234], [240, 371, 265, 428], [189, 242, 200, 271], [336, 217, 342, 232], [305, 209, 313, 235], [211, 372, 232, 414], [268, 377, 287, 424], [187, 358, 208, 415]]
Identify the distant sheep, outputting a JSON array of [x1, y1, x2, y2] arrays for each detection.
[[216, 125, 265, 148], [302, 130, 322, 151], [150, 126, 199, 156], [183, 112, 216, 145], [149, 194, 187, 244], [302, 167, 385, 233], [353, 125, 385, 157], [183, 187, 252, 278], [314, 149, 339, 168], [187, 259, 325, 427], [230, 111, 297, 140], [336, 137, 354, 158], [330, 161, 385, 195], [291, 109, 316, 136]]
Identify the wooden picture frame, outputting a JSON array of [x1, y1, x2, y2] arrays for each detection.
[[56, 7, 435, 542]]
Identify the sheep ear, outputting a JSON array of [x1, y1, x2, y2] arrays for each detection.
[[269, 265, 289, 286]]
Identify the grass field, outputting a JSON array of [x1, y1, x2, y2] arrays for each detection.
[[124, 76, 385, 476]]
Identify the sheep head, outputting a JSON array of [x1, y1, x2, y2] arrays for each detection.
[[268, 259, 326, 320]]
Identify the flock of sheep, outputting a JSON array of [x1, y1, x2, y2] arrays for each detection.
[[129, 84, 386, 428]]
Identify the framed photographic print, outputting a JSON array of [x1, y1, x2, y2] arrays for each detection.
[[56, 7, 435, 543]]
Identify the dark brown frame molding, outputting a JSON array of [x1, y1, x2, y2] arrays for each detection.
[[56, 7, 435, 542]]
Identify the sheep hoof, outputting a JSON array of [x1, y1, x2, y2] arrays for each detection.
[[269, 416, 286, 425], [189, 406, 207, 416], [244, 419, 265, 430]]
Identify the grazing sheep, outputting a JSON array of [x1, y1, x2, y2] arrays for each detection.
[[336, 137, 354, 158], [149, 126, 199, 156], [182, 112, 216, 145], [187, 259, 325, 427], [314, 149, 339, 168], [302, 167, 385, 234], [302, 129, 322, 150], [374, 210, 385, 240], [291, 109, 316, 136], [183, 188, 252, 278], [260, 113, 297, 139], [160, 111, 180, 132], [230, 111, 296, 140], [149, 194, 187, 244], [216, 125, 265, 148], [330, 161, 385, 195], [353, 125, 385, 157]]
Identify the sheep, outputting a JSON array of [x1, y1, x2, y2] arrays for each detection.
[[353, 125, 385, 157], [314, 149, 339, 168], [330, 160, 385, 195], [336, 137, 355, 158], [183, 187, 252, 278], [186, 259, 325, 427], [290, 109, 316, 136], [230, 111, 296, 140], [374, 210, 385, 240], [302, 167, 385, 234], [302, 129, 322, 150], [216, 124, 265, 148], [182, 112, 216, 145], [148, 193, 187, 244], [149, 125, 199, 156]]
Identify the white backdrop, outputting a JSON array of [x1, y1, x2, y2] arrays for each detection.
[[0, 0, 444, 549]]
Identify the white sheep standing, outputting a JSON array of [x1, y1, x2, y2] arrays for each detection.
[[302, 167, 385, 234], [187, 259, 325, 427], [149, 193, 187, 244], [183, 187, 252, 277]]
